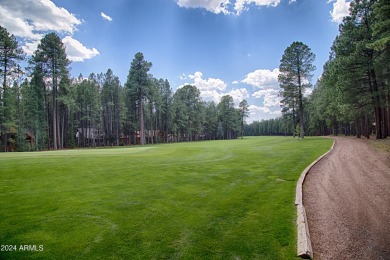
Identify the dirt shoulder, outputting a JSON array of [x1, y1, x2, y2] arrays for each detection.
[[303, 136, 390, 260]]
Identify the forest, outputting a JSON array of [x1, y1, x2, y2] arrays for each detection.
[[247, 0, 390, 139], [0, 31, 250, 151], [1, 0, 389, 152]]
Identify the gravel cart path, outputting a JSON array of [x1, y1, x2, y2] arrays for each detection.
[[303, 137, 390, 260]]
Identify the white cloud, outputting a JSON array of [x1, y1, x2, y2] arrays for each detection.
[[252, 89, 281, 107], [179, 71, 249, 104], [244, 68, 312, 116], [0, 6, 42, 40], [188, 71, 202, 80], [199, 90, 224, 103], [22, 41, 40, 56], [227, 88, 249, 104], [242, 68, 280, 89], [252, 89, 268, 98], [242, 68, 282, 118], [175, 0, 280, 15], [252, 88, 276, 98], [249, 104, 270, 114], [179, 70, 280, 121], [62, 36, 100, 62], [263, 92, 281, 107], [180, 71, 227, 102], [329, 0, 350, 23], [101, 12, 113, 22], [180, 71, 227, 103], [186, 71, 227, 91], [176, 0, 231, 15], [0, 0, 81, 35], [234, 0, 280, 14], [247, 104, 281, 122], [0, 0, 99, 62]]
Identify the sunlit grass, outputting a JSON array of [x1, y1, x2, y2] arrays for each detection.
[[0, 137, 332, 259]]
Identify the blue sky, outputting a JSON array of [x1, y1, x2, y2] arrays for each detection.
[[0, 0, 351, 122]]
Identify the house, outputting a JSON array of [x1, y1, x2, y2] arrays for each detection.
[[76, 128, 104, 145]]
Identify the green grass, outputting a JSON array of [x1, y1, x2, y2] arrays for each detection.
[[0, 137, 332, 259]]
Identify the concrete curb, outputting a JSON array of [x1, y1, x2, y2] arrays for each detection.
[[295, 139, 335, 259]]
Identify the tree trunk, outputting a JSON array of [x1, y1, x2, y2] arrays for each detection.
[[292, 102, 296, 138], [2, 55, 8, 152], [356, 116, 362, 138], [364, 114, 370, 139], [61, 108, 65, 149], [368, 62, 383, 139], [387, 93, 390, 137], [297, 67, 304, 139], [52, 71, 58, 150], [57, 103, 61, 149], [140, 98, 145, 145], [46, 89, 51, 150], [381, 106, 388, 138]]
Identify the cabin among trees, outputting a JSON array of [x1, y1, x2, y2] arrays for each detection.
[[1, 129, 36, 152]]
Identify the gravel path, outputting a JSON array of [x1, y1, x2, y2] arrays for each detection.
[[303, 137, 390, 260]]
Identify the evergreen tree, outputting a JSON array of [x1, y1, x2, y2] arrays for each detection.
[[161, 79, 173, 142], [74, 75, 100, 147], [370, 0, 390, 137], [204, 101, 219, 140], [125, 52, 152, 145], [217, 121, 224, 140], [278, 41, 316, 138], [239, 99, 249, 138], [0, 26, 24, 151], [368, 0, 390, 52], [172, 85, 202, 142], [218, 95, 236, 139], [102, 69, 122, 146], [32, 33, 70, 149], [26, 66, 48, 150]]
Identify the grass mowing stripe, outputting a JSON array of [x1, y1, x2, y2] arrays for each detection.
[[0, 136, 332, 259]]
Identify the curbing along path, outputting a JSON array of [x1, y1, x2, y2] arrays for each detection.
[[295, 138, 335, 259]]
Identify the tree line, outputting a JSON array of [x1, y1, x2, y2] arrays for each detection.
[[310, 0, 389, 139], [2, 0, 388, 151], [245, 0, 390, 139], [0, 29, 249, 151]]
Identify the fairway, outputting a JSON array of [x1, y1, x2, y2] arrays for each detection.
[[0, 137, 332, 259]]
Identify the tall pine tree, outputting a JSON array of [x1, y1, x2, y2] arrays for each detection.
[[0, 26, 24, 151], [32, 33, 70, 149], [279, 41, 316, 138], [125, 52, 152, 145]]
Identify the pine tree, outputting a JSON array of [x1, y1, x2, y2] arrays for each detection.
[[218, 95, 236, 139], [125, 53, 152, 145], [102, 69, 122, 146], [0, 26, 24, 151], [239, 99, 249, 138], [172, 85, 202, 142], [279, 41, 316, 138], [204, 101, 218, 140], [32, 33, 70, 149]]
